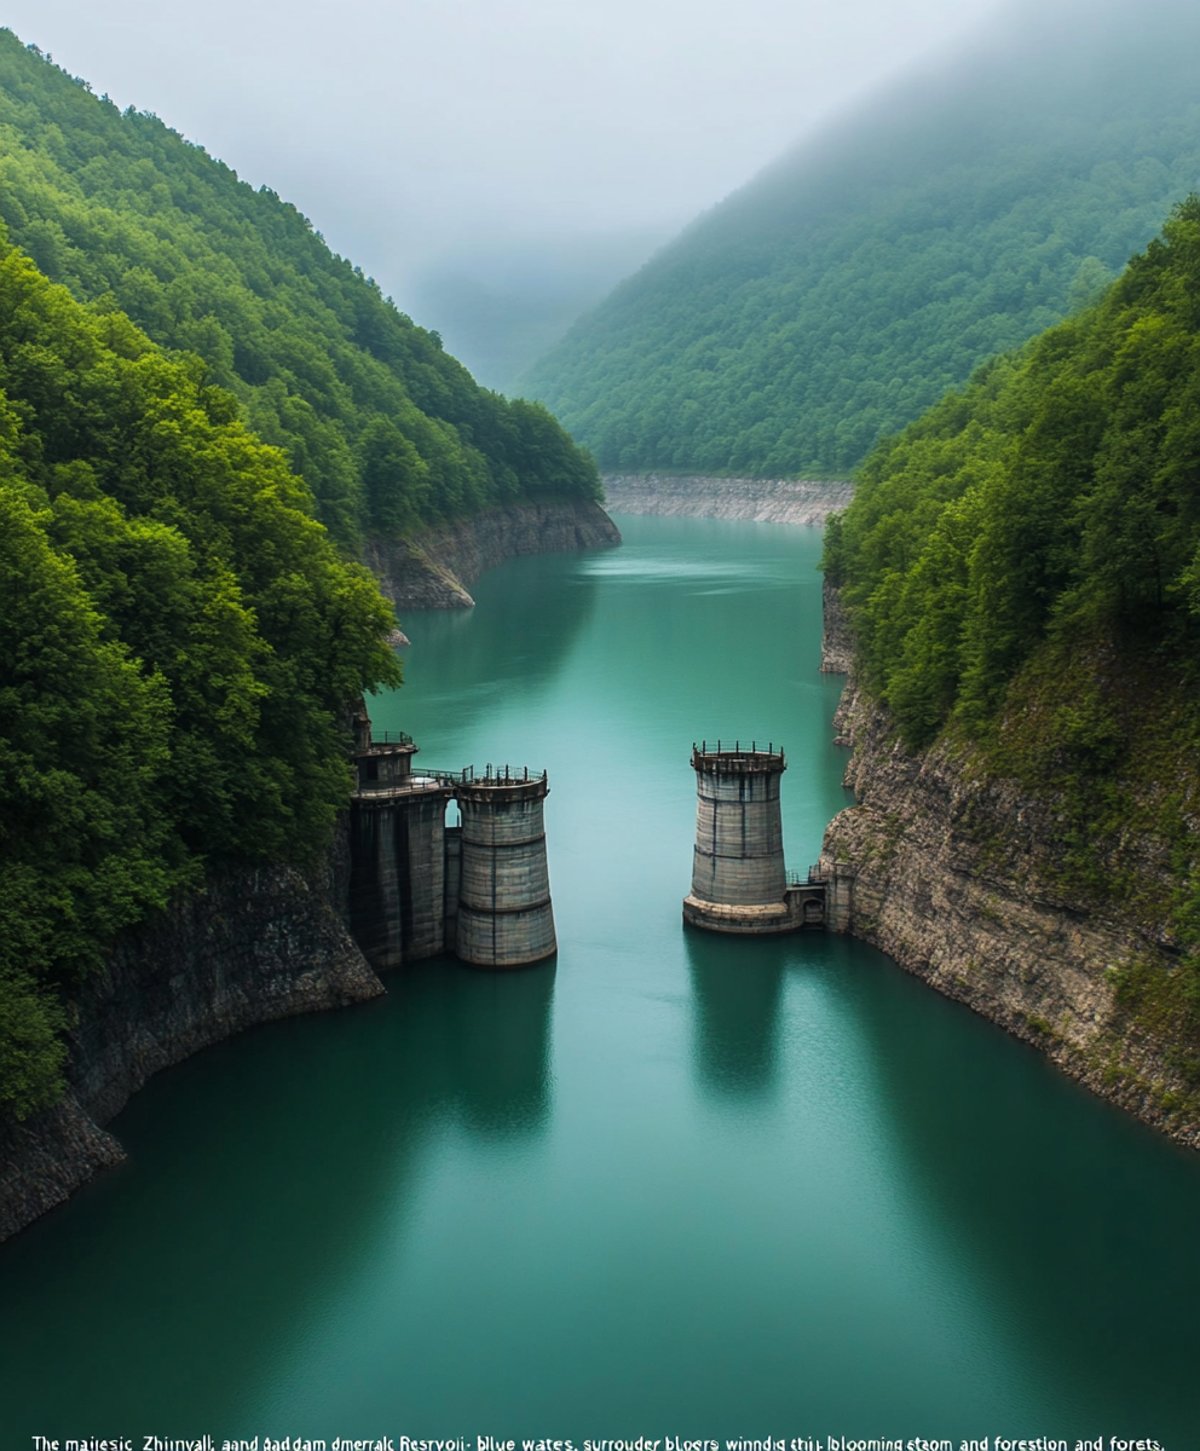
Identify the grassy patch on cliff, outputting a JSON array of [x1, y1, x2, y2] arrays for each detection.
[[983, 636, 1200, 927]]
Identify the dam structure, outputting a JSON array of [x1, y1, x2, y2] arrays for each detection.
[[457, 770, 557, 968], [683, 739, 827, 935], [348, 713, 556, 970]]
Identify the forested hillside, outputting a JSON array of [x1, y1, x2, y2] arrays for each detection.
[[523, 0, 1200, 477], [824, 200, 1200, 1080], [0, 242, 401, 1120], [0, 30, 599, 549]]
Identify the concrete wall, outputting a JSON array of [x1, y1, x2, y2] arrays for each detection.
[[403, 792, 452, 960], [443, 824, 462, 954], [691, 752, 788, 908], [356, 742, 415, 789], [349, 787, 453, 969], [823, 863, 856, 934], [456, 779, 557, 968], [348, 798, 405, 970]]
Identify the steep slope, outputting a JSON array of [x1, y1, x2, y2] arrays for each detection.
[[0, 30, 600, 551], [0, 241, 399, 1132], [820, 200, 1200, 1138], [523, 0, 1200, 478]]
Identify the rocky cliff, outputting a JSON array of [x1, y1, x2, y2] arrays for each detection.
[[819, 602, 1198, 1149], [820, 577, 854, 677], [0, 835, 383, 1241], [364, 495, 621, 609], [1, 496, 619, 1240], [602, 474, 853, 524]]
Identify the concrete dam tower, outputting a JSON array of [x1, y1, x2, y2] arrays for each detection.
[[455, 769, 557, 969], [348, 712, 557, 970], [683, 739, 824, 934], [349, 728, 455, 969]]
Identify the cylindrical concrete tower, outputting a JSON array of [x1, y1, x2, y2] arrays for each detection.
[[683, 740, 795, 934], [455, 768, 557, 968]]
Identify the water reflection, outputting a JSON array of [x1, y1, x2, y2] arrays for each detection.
[[0, 956, 557, 1437], [10, 517, 1200, 1441], [830, 948, 1200, 1440], [578, 549, 796, 595], [683, 927, 785, 1100], [376, 548, 605, 740], [430, 958, 557, 1137]]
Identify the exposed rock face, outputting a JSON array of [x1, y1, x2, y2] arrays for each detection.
[[0, 837, 383, 1242], [364, 495, 621, 609], [819, 614, 1197, 1148], [0, 1100, 126, 1241], [0, 497, 618, 1240], [820, 577, 854, 676], [602, 474, 853, 524]]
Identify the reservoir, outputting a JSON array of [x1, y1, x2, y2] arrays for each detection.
[[4, 515, 1200, 1446]]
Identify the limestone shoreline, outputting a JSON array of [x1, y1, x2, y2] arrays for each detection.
[[364, 494, 621, 610], [817, 586, 1199, 1149], [602, 473, 853, 525]]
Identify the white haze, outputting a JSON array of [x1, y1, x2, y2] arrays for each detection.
[[1, 2, 1001, 303]]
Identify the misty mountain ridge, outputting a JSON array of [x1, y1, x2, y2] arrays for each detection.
[[521, 0, 1200, 476], [0, 29, 600, 552], [407, 228, 670, 394]]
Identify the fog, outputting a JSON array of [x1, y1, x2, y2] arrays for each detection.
[[1, 0, 1008, 379]]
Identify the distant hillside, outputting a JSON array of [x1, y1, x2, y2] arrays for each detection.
[[522, 0, 1200, 477], [0, 30, 599, 549], [408, 229, 665, 394]]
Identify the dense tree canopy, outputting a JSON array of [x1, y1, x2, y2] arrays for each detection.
[[523, 0, 1200, 479], [0, 243, 401, 1119], [0, 30, 599, 549], [823, 202, 1200, 1016], [826, 200, 1200, 747]]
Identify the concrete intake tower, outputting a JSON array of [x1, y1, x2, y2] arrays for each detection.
[[683, 739, 826, 934], [349, 714, 556, 971], [456, 769, 557, 969]]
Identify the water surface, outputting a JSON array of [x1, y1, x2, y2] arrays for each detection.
[[3, 517, 1198, 1448]]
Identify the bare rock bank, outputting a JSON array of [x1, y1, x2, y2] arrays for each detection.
[[820, 577, 855, 677], [602, 474, 853, 525], [818, 609, 1197, 1148], [0, 837, 383, 1242], [364, 495, 621, 610], [0, 496, 619, 1240]]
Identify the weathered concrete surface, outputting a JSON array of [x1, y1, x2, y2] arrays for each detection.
[[0, 837, 383, 1242], [690, 749, 787, 908], [350, 786, 454, 969], [364, 495, 620, 610], [603, 474, 853, 525], [457, 776, 556, 968], [818, 594, 1198, 1148]]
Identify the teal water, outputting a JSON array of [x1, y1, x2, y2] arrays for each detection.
[[4, 516, 1200, 1448]]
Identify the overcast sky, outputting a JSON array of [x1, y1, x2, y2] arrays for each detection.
[[2, 0, 1004, 300]]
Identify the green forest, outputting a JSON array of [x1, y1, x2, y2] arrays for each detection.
[[0, 29, 604, 1127], [0, 31, 599, 550], [824, 200, 1200, 1080], [524, 1, 1200, 478], [0, 241, 402, 1120]]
